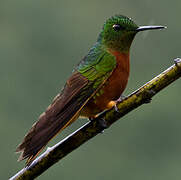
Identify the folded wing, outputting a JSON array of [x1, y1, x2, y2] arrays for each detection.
[[16, 45, 116, 165]]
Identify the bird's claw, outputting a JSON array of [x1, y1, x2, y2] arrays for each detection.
[[113, 95, 126, 113], [114, 103, 119, 113]]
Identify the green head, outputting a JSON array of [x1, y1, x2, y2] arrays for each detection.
[[99, 15, 165, 53]]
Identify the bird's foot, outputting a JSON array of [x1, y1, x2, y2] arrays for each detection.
[[113, 95, 126, 113], [114, 103, 119, 113]]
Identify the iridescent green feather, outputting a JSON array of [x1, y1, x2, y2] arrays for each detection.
[[76, 43, 116, 89]]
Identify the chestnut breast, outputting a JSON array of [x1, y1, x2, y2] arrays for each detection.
[[81, 51, 130, 117]]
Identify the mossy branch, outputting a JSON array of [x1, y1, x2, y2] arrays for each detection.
[[10, 58, 181, 180]]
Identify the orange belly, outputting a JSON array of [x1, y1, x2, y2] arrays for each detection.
[[81, 51, 130, 118]]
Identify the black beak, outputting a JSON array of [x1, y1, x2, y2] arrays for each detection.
[[136, 25, 166, 32]]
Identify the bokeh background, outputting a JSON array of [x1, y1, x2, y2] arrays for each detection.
[[1, 0, 180, 179]]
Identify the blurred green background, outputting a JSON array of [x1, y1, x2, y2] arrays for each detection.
[[1, 0, 180, 179]]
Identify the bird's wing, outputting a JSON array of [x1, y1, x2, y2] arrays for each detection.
[[16, 47, 116, 165]]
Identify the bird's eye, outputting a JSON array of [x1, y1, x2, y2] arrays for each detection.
[[113, 24, 124, 31]]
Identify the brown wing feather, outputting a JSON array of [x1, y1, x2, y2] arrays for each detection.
[[16, 71, 95, 164]]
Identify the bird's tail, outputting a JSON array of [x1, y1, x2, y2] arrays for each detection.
[[16, 109, 80, 165], [16, 71, 94, 165]]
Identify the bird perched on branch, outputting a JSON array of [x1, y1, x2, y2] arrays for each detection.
[[16, 15, 165, 165]]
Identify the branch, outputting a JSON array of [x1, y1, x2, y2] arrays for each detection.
[[10, 58, 181, 180]]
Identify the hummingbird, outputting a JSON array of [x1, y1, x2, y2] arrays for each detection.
[[16, 15, 165, 165]]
